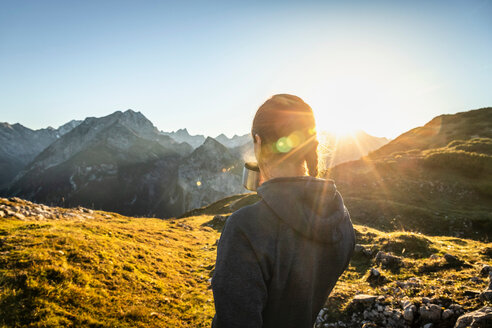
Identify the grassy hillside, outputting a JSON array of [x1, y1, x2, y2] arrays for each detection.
[[369, 107, 492, 159], [321, 108, 492, 241], [0, 197, 219, 328], [1, 197, 491, 327]]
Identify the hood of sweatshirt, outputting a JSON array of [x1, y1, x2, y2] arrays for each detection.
[[256, 176, 347, 244]]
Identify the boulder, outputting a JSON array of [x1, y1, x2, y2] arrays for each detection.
[[403, 305, 417, 322], [375, 251, 403, 271], [454, 307, 492, 328], [419, 304, 442, 322]]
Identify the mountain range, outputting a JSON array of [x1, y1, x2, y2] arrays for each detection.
[[0, 109, 388, 217], [0, 120, 81, 189]]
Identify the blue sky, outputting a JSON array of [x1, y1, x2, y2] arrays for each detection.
[[0, 0, 491, 138]]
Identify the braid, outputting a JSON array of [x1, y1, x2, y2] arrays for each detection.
[[305, 141, 319, 178]]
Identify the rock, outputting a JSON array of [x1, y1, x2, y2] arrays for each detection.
[[423, 323, 434, 328], [77, 206, 93, 214], [12, 212, 26, 220], [0, 210, 5, 218], [444, 253, 464, 266], [480, 290, 492, 302], [400, 300, 411, 309], [442, 309, 454, 320], [403, 305, 417, 322], [454, 306, 492, 328], [367, 267, 387, 285], [421, 296, 431, 304], [480, 265, 492, 277], [8, 197, 23, 203], [352, 294, 378, 306], [375, 251, 403, 270], [361, 323, 377, 328], [397, 277, 421, 289], [354, 244, 373, 257], [419, 304, 442, 322], [449, 304, 464, 314]]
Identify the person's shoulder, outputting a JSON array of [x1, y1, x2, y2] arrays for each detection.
[[226, 199, 277, 234]]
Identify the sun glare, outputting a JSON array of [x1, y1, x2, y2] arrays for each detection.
[[283, 42, 442, 140]]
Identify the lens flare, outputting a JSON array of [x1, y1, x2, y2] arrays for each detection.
[[276, 137, 292, 153]]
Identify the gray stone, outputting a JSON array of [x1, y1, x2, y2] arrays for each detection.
[[370, 268, 380, 276], [450, 304, 464, 313], [422, 297, 431, 304], [442, 309, 454, 320], [375, 251, 403, 270], [423, 323, 433, 328], [420, 304, 442, 322], [352, 294, 377, 305], [454, 307, 492, 328], [403, 305, 416, 322], [12, 212, 26, 220], [366, 267, 388, 285]]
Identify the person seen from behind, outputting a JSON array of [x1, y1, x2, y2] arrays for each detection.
[[211, 94, 356, 328]]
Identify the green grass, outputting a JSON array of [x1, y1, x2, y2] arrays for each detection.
[[1, 195, 490, 327], [324, 138, 492, 240], [0, 199, 220, 328]]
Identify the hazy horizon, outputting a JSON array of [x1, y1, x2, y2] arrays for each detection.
[[1, 0, 491, 139]]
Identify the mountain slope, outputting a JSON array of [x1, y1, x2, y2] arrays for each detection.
[[3, 111, 250, 218], [4, 110, 193, 217], [369, 107, 492, 159], [176, 137, 244, 213], [324, 108, 492, 240], [0, 120, 81, 188], [318, 130, 389, 169]]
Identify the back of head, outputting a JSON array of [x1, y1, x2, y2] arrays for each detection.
[[251, 94, 319, 177]]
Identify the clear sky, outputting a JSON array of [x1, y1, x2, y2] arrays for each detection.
[[0, 0, 491, 138]]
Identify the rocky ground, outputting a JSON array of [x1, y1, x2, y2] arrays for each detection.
[[0, 197, 96, 221], [315, 241, 492, 328]]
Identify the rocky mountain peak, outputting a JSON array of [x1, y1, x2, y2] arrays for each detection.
[[175, 128, 190, 136], [202, 136, 225, 149], [115, 109, 158, 136]]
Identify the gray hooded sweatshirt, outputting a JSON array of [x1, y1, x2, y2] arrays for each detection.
[[211, 176, 356, 328]]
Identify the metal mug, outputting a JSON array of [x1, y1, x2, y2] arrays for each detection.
[[242, 162, 260, 191]]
